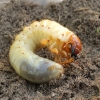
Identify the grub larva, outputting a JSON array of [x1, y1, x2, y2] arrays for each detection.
[[9, 19, 82, 84]]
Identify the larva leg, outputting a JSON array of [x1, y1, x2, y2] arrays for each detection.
[[37, 38, 50, 51], [40, 38, 59, 55], [54, 51, 74, 65], [49, 48, 59, 55], [40, 39, 49, 46], [49, 43, 73, 64], [60, 58, 74, 65], [40, 36, 52, 46], [54, 54, 62, 63], [61, 52, 74, 64]]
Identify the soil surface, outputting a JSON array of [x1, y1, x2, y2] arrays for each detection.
[[0, 0, 100, 100]]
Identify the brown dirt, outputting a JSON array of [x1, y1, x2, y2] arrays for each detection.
[[0, 0, 100, 100]]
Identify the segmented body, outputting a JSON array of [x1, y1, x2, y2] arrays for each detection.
[[9, 20, 77, 83]]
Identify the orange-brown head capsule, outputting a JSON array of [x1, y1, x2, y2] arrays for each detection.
[[63, 34, 82, 59]]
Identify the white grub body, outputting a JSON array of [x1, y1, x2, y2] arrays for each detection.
[[9, 20, 74, 84]]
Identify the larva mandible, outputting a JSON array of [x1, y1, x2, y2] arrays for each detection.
[[9, 19, 82, 84]]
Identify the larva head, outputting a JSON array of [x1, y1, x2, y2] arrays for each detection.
[[63, 34, 82, 59]]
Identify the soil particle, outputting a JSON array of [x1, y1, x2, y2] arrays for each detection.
[[0, 0, 100, 100]]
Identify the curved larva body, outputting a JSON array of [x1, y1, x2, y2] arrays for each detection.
[[9, 20, 78, 84]]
